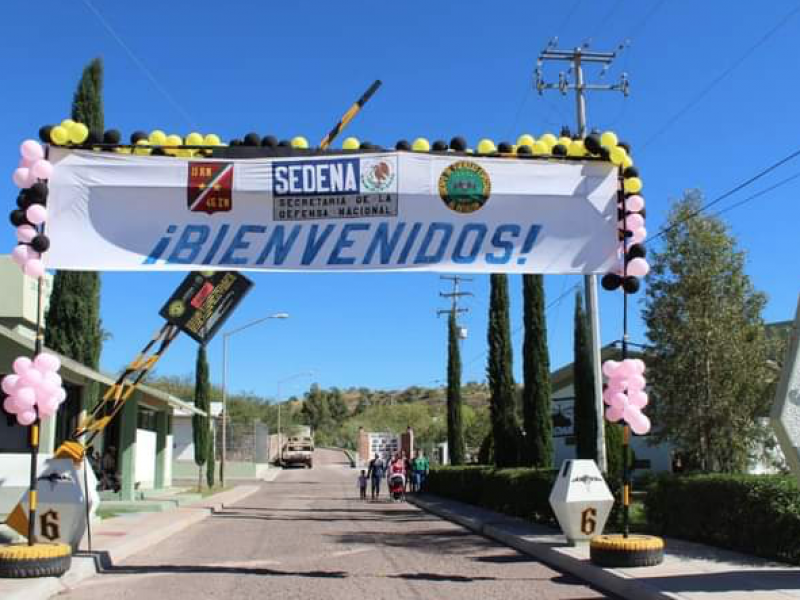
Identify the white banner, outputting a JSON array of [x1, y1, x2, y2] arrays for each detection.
[[45, 149, 619, 273]]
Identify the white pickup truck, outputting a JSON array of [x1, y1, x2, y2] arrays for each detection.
[[280, 426, 314, 468]]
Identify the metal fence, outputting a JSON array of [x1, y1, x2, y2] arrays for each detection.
[[219, 420, 271, 463]]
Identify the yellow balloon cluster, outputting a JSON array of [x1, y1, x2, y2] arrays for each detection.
[[49, 118, 90, 145], [342, 137, 360, 150]]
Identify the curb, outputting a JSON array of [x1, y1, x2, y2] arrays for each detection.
[[0, 484, 261, 600], [408, 495, 674, 600]]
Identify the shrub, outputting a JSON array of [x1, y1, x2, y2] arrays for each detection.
[[644, 473, 800, 565], [427, 466, 559, 526]]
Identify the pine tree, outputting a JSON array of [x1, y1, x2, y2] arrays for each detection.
[[193, 345, 210, 489], [487, 274, 520, 467], [447, 312, 466, 465], [643, 191, 772, 472], [522, 274, 553, 468], [573, 289, 598, 461], [45, 58, 104, 408]]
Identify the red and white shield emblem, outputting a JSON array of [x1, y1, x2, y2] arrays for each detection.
[[187, 162, 233, 214]]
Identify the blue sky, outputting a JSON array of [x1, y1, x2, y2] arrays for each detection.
[[2, 1, 799, 400]]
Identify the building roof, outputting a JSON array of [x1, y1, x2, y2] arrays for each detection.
[[0, 322, 204, 416]]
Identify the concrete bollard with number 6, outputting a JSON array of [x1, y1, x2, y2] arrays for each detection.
[[549, 459, 614, 545]]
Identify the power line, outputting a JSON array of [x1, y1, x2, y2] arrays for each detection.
[[81, 0, 199, 130], [711, 171, 800, 219], [641, 4, 800, 150], [647, 146, 800, 244]]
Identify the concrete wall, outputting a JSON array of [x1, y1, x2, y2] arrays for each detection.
[[171, 459, 270, 482], [135, 429, 156, 490], [173, 417, 194, 461], [164, 435, 173, 486]]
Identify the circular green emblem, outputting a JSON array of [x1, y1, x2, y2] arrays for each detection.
[[168, 300, 185, 318], [438, 160, 491, 213]]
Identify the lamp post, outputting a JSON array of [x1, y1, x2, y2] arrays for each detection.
[[221, 312, 289, 487], [276, 371, 315, 466]]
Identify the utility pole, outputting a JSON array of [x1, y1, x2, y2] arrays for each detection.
[[534, 41, 629, 473], [437, 275, 473, 322]]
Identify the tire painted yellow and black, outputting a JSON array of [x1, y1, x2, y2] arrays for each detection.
[[590, 534, 664, 568], [0, 543, 72, 578]]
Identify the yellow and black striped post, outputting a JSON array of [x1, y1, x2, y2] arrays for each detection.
[[620, 170, 632, 539], [26, 273, 47, 546], [319, 80, 382, 150]]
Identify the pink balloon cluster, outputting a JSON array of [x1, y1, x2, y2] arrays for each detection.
[[602, 358, 651, 435], [601, 192, 650, 293], [11, 209, 48, 278], [12, 140, 53, 190], [1, 355, 66, 426]]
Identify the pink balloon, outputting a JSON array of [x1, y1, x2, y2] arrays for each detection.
[[14, 386, 37, 408], [37, 396, 59, 417], [20, 140, 45, 162], [20, 368, 43, 388], [628, 390, 649, 408], [43, 371, 62, 389], [11, 245, 30, 266], [615, 360, 636, 379], [602, 389, 614, 405], [606, 378, 626, 393], [55, 388, 67, 404], [26, 205, 47, 225], [630, 227, 647, 245], [630, 358, 646, 375], [19, 156, 35, 168], [38, 377, 60, 398], [17, 410, 37, 426], [626, 213, 645, 230], [610, 392, 628, 410], [24, 259, 45, 279], [627, 258, 650, 278], [626, 195, 645, 212], [606, 405, 624, 422], [34, 353, 61, 374], [30, 159, 53, 181], [13, 167, 31, 189], [16, 225, 37, 243], [12, 356, 33, 375], [3, 396, 20, 414], [602, 360, 621, 378], [628, 411, 651, 435], [2, 374, 20, 395], [623, 403, 642, 423], [627, 374, 646, 391]]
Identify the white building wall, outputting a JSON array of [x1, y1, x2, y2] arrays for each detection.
[[135, 429, 156, 490], [164, 434, 173, 486], [172, 417, 194, 461]]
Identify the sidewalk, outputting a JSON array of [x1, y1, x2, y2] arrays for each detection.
[[0, 484, 260, 600], [408, 494, 800, 600]]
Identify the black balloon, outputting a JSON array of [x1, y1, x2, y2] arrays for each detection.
[[261, 135, 278, 147], [618, 141, 631, 155], [431, 140, 447, 152], [104, 129, 121, 144], [30, 234, 50, 253], [449, 136, 467, 151], [627, 243, 647, 260], [16, 192, 30, 210], [10, 209, 28, 227], [395, 140, 411, 151], [230, 139, 242, 146], [599, 146, 610, 161], [360, 141, 373, 150], [39, 125, 53, 143], [517, 145, 532, 155], [552, 144, 568, 156], [29, 182, 48, 204], [601, 273, 623, 291], [130, 130, 148, 144], [151, 147, 167, 156], [277, 140, 291, 147], [497, 142, 513, 153], [623, 166, 639, 179], [243, 133, 261, 146], [623, 276, 640, 294], [584, 134, 602, 154]]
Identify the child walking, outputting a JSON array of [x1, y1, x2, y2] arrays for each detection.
[[357, 469, 368, 500]]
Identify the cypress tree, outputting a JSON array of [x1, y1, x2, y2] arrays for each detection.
[[573, 289, 598, 460], [206, 436, 216, 489], [447, 312, 465, 465], [193, 345, 210, 489], [487, 274, 520, 468], [521, 274, 553, 468], [45, 58, 104, 409]]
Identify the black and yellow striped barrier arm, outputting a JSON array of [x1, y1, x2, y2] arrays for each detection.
[[319, 80, 382, 150]]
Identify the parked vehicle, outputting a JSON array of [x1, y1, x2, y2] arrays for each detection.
[[280, 426, 314, 468]]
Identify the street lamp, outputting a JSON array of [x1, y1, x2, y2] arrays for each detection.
[[276, 371, 315, 466], [221, 312, 289, 487]]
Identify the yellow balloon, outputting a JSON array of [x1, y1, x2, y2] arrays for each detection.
[[177, 149, 194, 158], [50, 125, 69, 145], [476, 138, 496, 154], [149, 130, 167, 146], [115, 147, 132, 155], [134, 139, 152, 155], [568, 140, 586, 157], [621, 155, 634, 170], [412, 137, 431, 152], [185, 132, 203, 146], [600, 131, 618, 148], [516, 134, 535, 148], [610, 145, 627, 166], [69, 122, 89, 144], [511, 144, 519, 154], [624, 177, 643, 194], [539, 133, 557, 149], [61, 118, 75, 129], [203, 133, 221, 146], [342, 137, 360, 150], [558, 136, 572, 150], [165, 134, 182, 155], [531, 141, 548, 155], [291, 136, 309, 149]]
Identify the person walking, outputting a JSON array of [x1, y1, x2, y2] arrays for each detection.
[[412, 449, 430, 493], [367, 453, 386, 500], [357, 469, 368, 500]]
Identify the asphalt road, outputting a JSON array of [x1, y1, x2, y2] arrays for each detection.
[[60, 449, 613, 599]]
